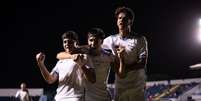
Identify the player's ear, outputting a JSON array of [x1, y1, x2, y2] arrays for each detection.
[[74, 41, 79, 48], [128, 19, 133, 26], [100, 39, 103, 44]]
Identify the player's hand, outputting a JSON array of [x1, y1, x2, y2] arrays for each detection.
[[72, 54, 79, 61], [36, 52, 45, 65], [116, 46, 125, 58], [73, 54, 87, 67]]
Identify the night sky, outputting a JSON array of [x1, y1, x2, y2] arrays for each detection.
[[3, 0, 201, 88]]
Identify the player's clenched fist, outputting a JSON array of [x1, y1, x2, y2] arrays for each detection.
[[115, 46, 125, 58], [36, 52, 45, 65]]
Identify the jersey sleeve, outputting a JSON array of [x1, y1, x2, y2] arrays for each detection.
[[50, 60, 61, 75], [103, 49, 115, 63], [102, 36, 113, 50], [138, 36, 148, 61]]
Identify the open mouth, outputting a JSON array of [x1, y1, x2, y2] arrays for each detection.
[[64, 45, 70, 50], [64, 45, 68, 48], [119, 22, 126, 27]]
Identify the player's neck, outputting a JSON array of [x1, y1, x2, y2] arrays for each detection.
[[89, 47, 101, 56], [119, 30, 129, 38]]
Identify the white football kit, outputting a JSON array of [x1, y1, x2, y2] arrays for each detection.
[[102, 34, 148, 101], [51, 54, 93, 101], [85, 50, 114, 101]]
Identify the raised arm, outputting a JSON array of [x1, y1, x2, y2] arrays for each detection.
[[56, 45, 89, 60], [36, 52, 58, 84]]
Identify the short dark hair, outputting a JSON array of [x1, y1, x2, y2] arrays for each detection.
[[115, 6, 135, 22], [88, 28, 105, 40], [62, 31, 78, 41]]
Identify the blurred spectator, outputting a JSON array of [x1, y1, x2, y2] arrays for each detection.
[[15, 83, 32, 101]]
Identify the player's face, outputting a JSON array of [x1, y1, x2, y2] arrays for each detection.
[[88, 36, 102, 49], [117, 12, 132, 31], [20, 83, 26, 90], [63, 38, 76, 53]]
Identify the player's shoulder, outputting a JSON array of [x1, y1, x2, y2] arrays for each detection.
[[105, 34, 118, 39], [131, 32, 147, 40], [130, 32, 141, 37], [132, 33, 148, 46]]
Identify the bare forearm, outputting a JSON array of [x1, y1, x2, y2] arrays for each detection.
[[37, 63, 55, 84], [112, 56, 126, 78], [118, 58, 126, 78]]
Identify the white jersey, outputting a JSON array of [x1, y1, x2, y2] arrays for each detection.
[[102, 34, 148, 101], [15, 90, 31, 101], [85, 50, 114, 101], [51, 54, 93, 101]]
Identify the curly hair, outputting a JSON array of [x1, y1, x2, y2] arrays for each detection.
[[115, 6, 135, 22]]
